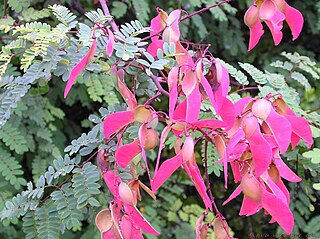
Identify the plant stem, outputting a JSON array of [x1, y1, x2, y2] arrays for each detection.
[[203, 141, 232, 239], [99, 0, 119, 32], [180, 0, 232, 22], [144, 92, 162, 105]]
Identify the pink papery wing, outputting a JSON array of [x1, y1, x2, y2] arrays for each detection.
[[260, 186, 294, 235], [239, 196, 261, 216], [285, 114, 312, 148], [222, 185, 242, 205], [284, 3, 303, 40], [103, 171, 121, 197], [129, 225, 144, 239], [103, 110, 134, 139], [106, 28, 115, 57], [175, 42, 194, 72], [219, 98, 236, 129], [64, 38, 97, 98], [117, 79, 137, 110], [248, 124, 272, 176], [273, 156, 301, 182], [147, 38, 164, 56], [152, 153, 183, 192], [230, 161, 242, 183], [265, 108, 292, 153], [124, 205, 160, 235], [215, 135, 228, 188], [260, 0, 285, 46], [168, 67, 179, 118], [115, 140, 141, 168], [155, 125, 172, 175], [248, 20, 265, 51], [162, 10, 181, 43], [184, 83, 201, 122], [276, 178, 290, 205], [183, 160, 212, 210], [192, 119, 226, 129]]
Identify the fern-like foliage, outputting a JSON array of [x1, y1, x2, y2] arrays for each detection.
[[0, 123, 28, 154], [0, 147, 27, 190], [51, 183, 84, 229]]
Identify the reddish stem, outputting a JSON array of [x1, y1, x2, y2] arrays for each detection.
[[99, 0, 119, 32]]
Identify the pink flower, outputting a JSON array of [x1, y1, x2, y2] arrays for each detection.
[[244, 0, 304, 51]]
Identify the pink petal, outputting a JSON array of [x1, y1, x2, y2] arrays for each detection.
[[106, 28, 115, 57], [152, 153, 183, 192], [186, 85, 201, 122], [64, 38, 97, 98], [124, 205, 160, 235], [103, 110, 134, 139], [273, 156, 301, 182], [260, 186, 294, 234], [284, 3, 304, 40], [183, 160, 212, 210], [115, 140, 142, 168], [222, 185, 242, 205], [103, 171, 121, 196], [248, 20, 264, 51], [265, 108, 292, 153], [117, 79, 137, 110], [168, 67, 179, 118], [239, 196, 261, 216]]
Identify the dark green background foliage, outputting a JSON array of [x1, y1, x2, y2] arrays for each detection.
[[0, 0, 319, 238]]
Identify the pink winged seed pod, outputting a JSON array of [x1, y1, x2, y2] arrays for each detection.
[[97, 5, 312, 238], [95, 171, 160, 239], [244, 0, 304, 50]]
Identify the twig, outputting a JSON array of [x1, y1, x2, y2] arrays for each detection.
[[204, 141, 232, 239], [144, 92, 162, 105], [99, 0, 119, 32], [233, 86, 258, 94], [307, 106, 320, 114], [180, 0, 232, 22], [150, 75, 169, 97]]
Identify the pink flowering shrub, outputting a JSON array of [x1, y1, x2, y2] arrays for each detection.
[[63, 1, 312, 238]]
